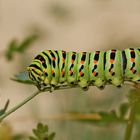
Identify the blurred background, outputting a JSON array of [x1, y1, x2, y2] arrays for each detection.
[[1, 0, 140, 140]]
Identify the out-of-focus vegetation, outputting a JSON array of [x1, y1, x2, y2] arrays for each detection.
[[5, 34, 39, 61], [0, 122, 55, 140], [0, 123, 12, 140], [47, 3, 71, 21], [29, 123, 55, 140]]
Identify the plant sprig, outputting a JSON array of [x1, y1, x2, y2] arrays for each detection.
[[29, 123, 55, 140], [6, 34, 39, 61], [0, 100, 10, 116]]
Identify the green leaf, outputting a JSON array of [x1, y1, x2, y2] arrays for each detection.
[[17, 34, 39, 52], [11, 72, 34, 84], [5, 40, 18, 60], [5, 34, 39, 61], [29, 123, 55, 140]]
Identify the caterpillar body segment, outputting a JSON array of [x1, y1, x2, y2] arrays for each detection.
[[89, 51, 105, 88], [42, 50, 59, 91], [105, 50, 123, 87], [57, 50, 67, 83], [39, 51, 52, 85], [27, 48, 140, 91], [77, 52, 89, 90], [67, 51, 78, 85], [124, 48, 140, 82]]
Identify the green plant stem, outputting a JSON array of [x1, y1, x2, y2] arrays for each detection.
[[0, 90, 41, 122], [0, 84, 79, 122], [0, 84, 76, 122], [124, 94, 138, 140]]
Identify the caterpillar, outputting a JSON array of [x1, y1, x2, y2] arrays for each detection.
[[27, 48, 140, 91]]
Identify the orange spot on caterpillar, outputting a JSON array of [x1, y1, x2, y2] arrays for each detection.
[[52, 70, 55, 74], [109, 59, 114, 63], [70, 70, 73, 75], [81, 61, 85, 64], [62, 57, 65, 62], [94, 60, 97, 64], [93, 71, 96, 76], [131, 58, 135, 62], [80, 71, 84, 76], [52, 57, 56, 61], [62, 70, 65, 75]]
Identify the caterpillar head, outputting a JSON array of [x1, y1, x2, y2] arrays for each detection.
[[27, 63, 45, 85]]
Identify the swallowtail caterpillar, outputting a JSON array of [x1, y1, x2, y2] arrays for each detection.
[[27, 48, 140, 91]]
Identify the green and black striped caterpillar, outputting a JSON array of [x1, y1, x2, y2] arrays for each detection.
[[27, 48, 140, 91]]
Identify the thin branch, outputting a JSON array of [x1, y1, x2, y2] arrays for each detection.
[[0, 84, 81, 122], [0, 90, 41, 122]]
